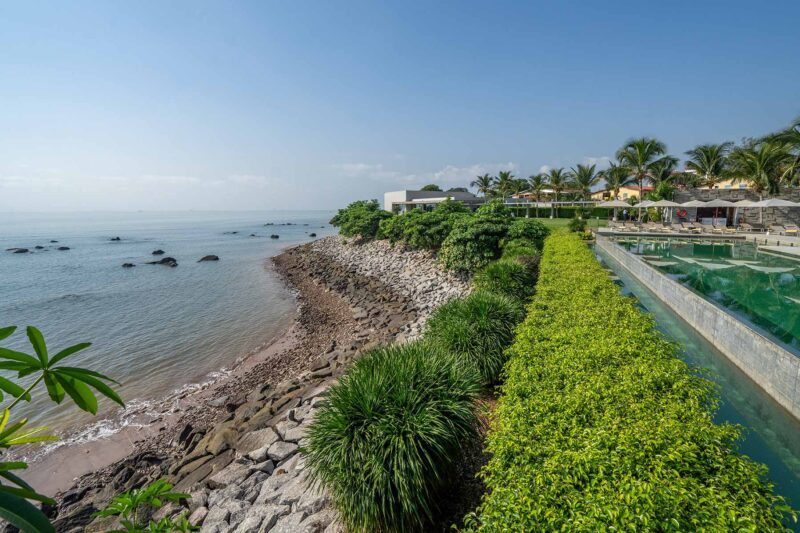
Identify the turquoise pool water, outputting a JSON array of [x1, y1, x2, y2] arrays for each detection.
[[611, 237, 800, 354], [596, 247, 800, 528]]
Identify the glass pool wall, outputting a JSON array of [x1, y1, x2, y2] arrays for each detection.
[[596, 246, 800, 527]]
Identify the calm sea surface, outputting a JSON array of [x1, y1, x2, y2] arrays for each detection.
[[0, 211, 335, 441]]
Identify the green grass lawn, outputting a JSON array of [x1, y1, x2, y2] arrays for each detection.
[[526, 217, 607, 233]]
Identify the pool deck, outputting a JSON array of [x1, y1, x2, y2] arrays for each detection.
[[596, 235, 800, 421]]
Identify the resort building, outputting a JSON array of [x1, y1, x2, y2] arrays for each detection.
[[383, 190, 483, 213], [591, 185, 654, 201]]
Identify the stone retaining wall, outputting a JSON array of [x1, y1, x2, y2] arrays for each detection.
[[596, 236, 800, 421]]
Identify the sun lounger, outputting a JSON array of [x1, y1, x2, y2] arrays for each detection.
[[681, 223, 701, 234], [784, 224, 799, 236], [738, 223, 755, 233], [714, 224, 735, 234], [699, 223, 716, 234], [770, 225, 787, 235]]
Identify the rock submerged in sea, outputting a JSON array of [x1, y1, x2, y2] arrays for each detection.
[[309, 233, 317, 238], [249, 233, 257, 237], [147, 257, 178, 267], [50, 240, 58, 243], [57, 246, 70, 251], [152, 249, 165, 256], [122, 263, 135, 268], [198, 255, 220, 262], [7, 248, 29, 254], [270, 235, 279, 239], [110, 237, 121, 241], [35, 245, 44, 249]]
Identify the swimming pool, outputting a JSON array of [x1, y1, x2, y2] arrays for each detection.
[[611, 236, 800, 354]]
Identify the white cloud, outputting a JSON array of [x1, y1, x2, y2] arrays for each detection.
[[538, 165, 551, 174], [584, 156, 612, 169]]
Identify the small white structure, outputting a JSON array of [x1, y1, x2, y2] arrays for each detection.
[[383, 190, 482, 213]]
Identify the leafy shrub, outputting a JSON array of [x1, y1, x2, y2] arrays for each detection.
[[304, 342, 481, 533], [377, 209, 417, 244], [474, 200, 511, 218], [438, 216, 509, 272], [95, 478, 194, 532], [471, 259, 536, 302], [568, 216, 587, 232], [0, 326, 124, 532], [505, 219, 549, 249], [425, 291, 524, 384], [330, 200, 393, 239], [500, 238, 539, 259], [464, 235, 795, 531]]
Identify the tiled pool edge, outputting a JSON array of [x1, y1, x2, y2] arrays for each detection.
[[595, 235, 800, 421]]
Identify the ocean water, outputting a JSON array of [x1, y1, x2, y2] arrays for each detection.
[[0, 211, 336, 442]]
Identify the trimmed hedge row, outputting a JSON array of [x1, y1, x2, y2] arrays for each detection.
[[466, 234, 794, 531]]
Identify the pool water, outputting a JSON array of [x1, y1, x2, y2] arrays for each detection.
[[596, 247, 800, 528], [612, 237, 800, 353]]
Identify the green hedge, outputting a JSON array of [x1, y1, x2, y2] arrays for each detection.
[[466, 234, 794, 531]]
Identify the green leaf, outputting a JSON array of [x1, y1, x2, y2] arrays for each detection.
[[0, 377, 30, 402], [43, 374, 65, 404], [0, 327, 16, 342], [54, 370, 124, 407], [0, 349, 40, 368], [0, 362, 32, 372], [56, 375, 97, 414], [0, 491, 54, 533], [55, 366, 120, 385], [0, 462, 27, 473], [26, 327, 48, 366], [0, 483, 55, 504], [48, 342, 91, 367]]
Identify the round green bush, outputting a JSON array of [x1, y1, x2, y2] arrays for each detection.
[[472, 259, 536, 302], [506, 218, 549, 248], [425, 291, 525, 384], [568, 217, 587, 232], [304, 342, 482, 533], [330, 199, 393, 239], [438, 217, 509, 272]]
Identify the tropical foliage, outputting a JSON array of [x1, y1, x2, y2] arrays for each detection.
[[304, 342, 482, 533], [0, 326, 124, 533], [464, 234, 795, 531], [94, 478, 195, 532], [424, 291, 525, 385], [330, 199, 393, 239]]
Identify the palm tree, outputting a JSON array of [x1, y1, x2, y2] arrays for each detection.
[[599, 162, 633, 200], [545, 168, 571, 217], [470, 174, 494, 198], [569, 163, 601, 200], [649, 156, 680, 198], [685, 142, 733, 189], [527, 173, 546, 218], [615, 137, 668, 201], [770, 117, 800, 186], [729, 142, 794, 198], [494, 171, 516, 200]]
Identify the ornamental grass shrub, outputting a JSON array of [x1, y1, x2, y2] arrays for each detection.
[[424, 291, 525, 385], [500, 238, 539, 259], [304, 342, 482, 533], [465, 234, 795, 531], [471, 259, 535, 302]]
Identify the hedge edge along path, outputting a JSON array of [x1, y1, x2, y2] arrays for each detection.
[[466, 234, 795, 532]]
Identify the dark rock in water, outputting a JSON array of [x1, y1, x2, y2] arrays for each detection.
[[264, 223, 274, 226], [50, 240, 58, 243], [34, 245, 44, 249], [8, 248, 29, 253], [110, 237, 121, 241], [309, 233, 317, 237], [249, 233, 257, 237], [122, 263, 136, 268], [223, 231, 239, 234], [270, 234, 279, 239], [198, 255, 219, 262], [152, 249, 165, 255], [57, 246, 70, 251], [147, 257, 178, 267]]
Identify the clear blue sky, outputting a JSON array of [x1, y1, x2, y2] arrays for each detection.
[[1, 0, 798, 211]]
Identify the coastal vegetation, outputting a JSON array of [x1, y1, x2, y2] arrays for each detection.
[[464, 234, 795, 531], [304, 343, 482, 532], [95, 478, 194, 532], [0, 326, 124, 533], [424, 291, 524, 385]]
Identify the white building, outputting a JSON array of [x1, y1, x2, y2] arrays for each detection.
[[383, 190, 482, 213]]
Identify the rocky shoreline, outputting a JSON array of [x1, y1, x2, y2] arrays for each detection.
[[46, 236, 468, 532]]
